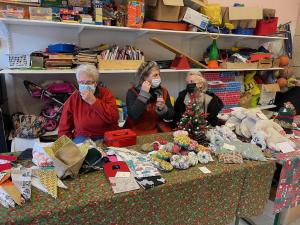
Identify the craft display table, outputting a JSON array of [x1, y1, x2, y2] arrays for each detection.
[[0, 133, 275, 225]]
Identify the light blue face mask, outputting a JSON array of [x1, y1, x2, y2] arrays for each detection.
[[78, 84, 96, 93]]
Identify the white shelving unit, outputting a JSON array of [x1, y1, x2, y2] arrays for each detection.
[[0, 67, 284, 75], [0, 18, 286, 114], [0, 18, 287, 41]]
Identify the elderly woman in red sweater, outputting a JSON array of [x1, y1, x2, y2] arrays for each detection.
[[58, 64, 119, 143]]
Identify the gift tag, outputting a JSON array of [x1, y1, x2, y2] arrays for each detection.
[[276, 142, 295, 153], [223, 143, 236, 151], [198, 166, 211, 174]]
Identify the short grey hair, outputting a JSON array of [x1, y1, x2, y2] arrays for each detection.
[[186, 71, 208, 92], [134, 61, 160, 87], [76, 64, 99, 81]]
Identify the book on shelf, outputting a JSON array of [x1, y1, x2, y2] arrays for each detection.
[[48, 54, 74, 60]]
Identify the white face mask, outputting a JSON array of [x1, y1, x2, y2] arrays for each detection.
[[151, 77, 161, 88]]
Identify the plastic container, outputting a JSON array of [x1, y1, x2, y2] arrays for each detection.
[[29, 7, 52, 21], [48, 43, 75, 53], [255, 17, 278, 36], [232, 28, 255, 35], [104, 129, 137, 147]]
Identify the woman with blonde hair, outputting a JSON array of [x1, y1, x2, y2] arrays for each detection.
[[173, 71, 223, 127], [126, 61, 174, 135]]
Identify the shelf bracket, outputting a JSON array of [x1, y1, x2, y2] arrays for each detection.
[[76, 26, 85, 46], [0, 21, 12, 53]]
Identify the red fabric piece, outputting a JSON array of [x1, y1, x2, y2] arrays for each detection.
[[0, 155, 17, 161], [0, 163, 11, 172], [126, 87, 172, 135], [103, 161, 130, 178], [58, 87, 119, 139]]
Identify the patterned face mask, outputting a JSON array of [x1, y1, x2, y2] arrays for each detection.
[[78, 84, 96, 93]]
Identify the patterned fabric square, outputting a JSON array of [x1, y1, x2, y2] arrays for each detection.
[[36, 169, 57, 198], [219, 152, 243, 164]]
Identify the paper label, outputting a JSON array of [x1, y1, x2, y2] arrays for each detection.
[[115, 171, 131, 178], [223, 143, 236, 151], [276, 142, 295, 153], [199, 167, 211, 174]]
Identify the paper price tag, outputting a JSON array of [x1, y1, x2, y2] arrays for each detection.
[[115, 171, 131, 178], [223, 143, 236, 151], [198, 167, 211, 174]]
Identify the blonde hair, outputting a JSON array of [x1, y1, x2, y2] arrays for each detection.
[[76, 64, 99, 82], [134, 61, 160, 87], [186, 71, 208, 92]]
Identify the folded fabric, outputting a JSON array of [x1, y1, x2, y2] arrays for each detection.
[[11, 167, 32, 201], [47, 136, 88, 179], [0, 186, 15, 208], [32, 143, 54, 167], [224, 141, 267, 161], [36, 169, 57, 198], [219, 151, 243, 164], [135, 176, 165, 190], [1, 181, 23, 205]]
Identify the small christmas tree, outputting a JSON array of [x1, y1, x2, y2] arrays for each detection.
[[177, 94, 209, 145]]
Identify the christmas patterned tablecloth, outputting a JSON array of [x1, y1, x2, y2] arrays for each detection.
[[0, 133, 275, 225]]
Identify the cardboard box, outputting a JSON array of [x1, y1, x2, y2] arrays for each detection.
[[258, 58, 273, 69], [183, 0, 207, 11], [263, 8, 276, 18], [259, 83, 280, 105], [229, 7, 263, 20], [221, 62, 258, 69], [145, 0, 184, 22], [180, 7, 209, 30], [222, 7, 258, 29]]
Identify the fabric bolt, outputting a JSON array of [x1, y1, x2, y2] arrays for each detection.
[[0, 133, 275, 225], [219, 152, 243, 164], [36, 169, 58, 199]]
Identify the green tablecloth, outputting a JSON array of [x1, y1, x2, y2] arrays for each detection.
[[0, 133, 275, 225]]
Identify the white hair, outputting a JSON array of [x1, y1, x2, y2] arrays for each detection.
[[76, 64, 99, 81], [186, 71, 208, 92]]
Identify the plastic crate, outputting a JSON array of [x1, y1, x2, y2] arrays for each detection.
[[6, 54, 31, 69], [208, 81, 241, 112], [203, 72, 236, 82]]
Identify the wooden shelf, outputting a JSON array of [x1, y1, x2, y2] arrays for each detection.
[[0, 67, 284, 75], [0, 18, 287, 41]]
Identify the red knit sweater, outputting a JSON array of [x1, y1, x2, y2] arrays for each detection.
[[58, 87, 119, 139]]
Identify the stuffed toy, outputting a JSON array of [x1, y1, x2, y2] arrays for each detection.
[[254, 120, 295, 151], [251, 130, 267, 150], [170, 155, 190, 169], [188, 152, 198, 166], [197, 151, 214, 164]]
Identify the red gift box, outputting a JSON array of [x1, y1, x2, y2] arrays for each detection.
[[104, 129, 137, 147], [255, 17, 278, 36]]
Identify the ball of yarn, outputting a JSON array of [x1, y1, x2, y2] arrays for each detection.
[[279, 55, 289, 67], [141, 143, 153, 152], [277, 78, 288, 88]]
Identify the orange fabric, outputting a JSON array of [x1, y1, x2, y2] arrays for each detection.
[[126, 87, 171, 135]]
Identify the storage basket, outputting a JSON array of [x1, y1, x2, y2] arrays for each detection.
[[6, 54, 31, 69]]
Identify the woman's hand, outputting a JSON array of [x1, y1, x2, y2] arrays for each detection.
[[141, 81, 151, 93], [81, 90, 96, 105], [156, 97, 165, 110]]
